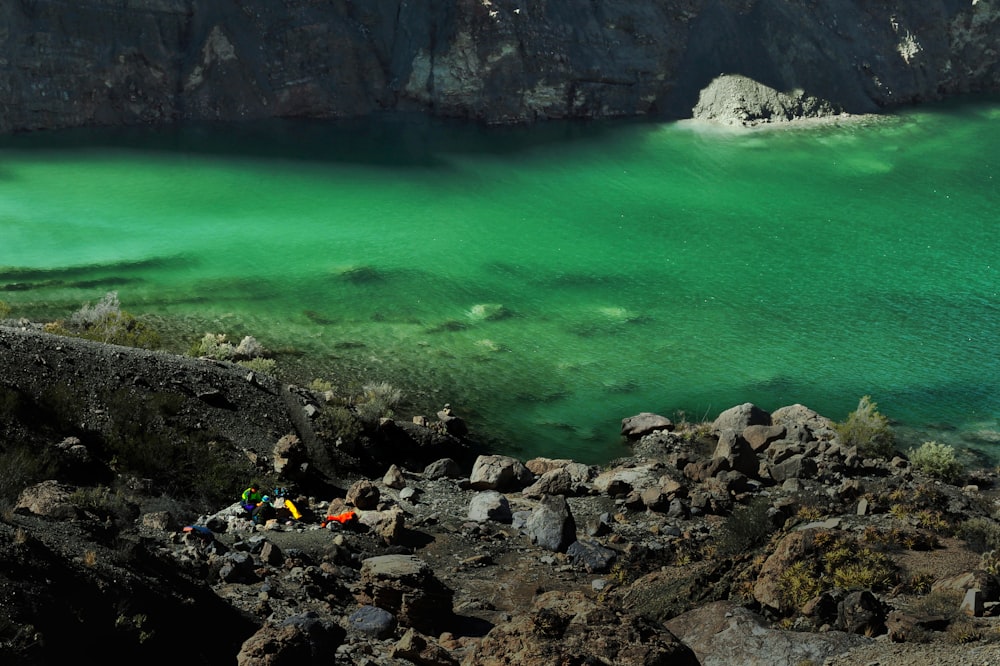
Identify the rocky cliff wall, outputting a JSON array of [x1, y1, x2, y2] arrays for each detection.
[[1, 0, 998, 132]]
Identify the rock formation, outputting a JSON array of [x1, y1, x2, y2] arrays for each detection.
[[1, 0, 998, 133]]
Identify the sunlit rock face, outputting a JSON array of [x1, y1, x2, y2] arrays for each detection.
[[0, 0, 998, 132]]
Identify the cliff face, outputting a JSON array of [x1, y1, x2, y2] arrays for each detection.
[[1, 0, 998, 132]]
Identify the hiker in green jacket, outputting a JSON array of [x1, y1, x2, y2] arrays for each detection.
[[241, 484, 263, 515]]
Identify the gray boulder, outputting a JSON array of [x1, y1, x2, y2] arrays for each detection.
[[468, 490, 512, 524], [621, 412, 673, 439], [712, 403, 771, 435], [424, 458, 462, 479], [566, 540, 618, 573], [469, 454, 534, 491], [666, 600, 867, 666], [521, 468, 573, 498], [525, 495, 576, 553], [348, 605, 396, 639]]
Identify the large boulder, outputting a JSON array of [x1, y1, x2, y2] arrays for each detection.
[[424, 457, 463, 479], [390, 628, 459, 666], [15, 480, 80, 520], [593, 463, 661, 497], [355, 555, 454, 634], [347, 605, 396, 639], [237, 612, 344, 666], [621, 412, 674, 439], [712, 431, 760, 478], [468, 490, 512, 523], [742, 424, 786, 452], [272, 433, 306, 477], [345, 479, 380, 510], [712, 403, 771, 435], [356, 507, 405, 545], [464, 590, 698, 666], [377, 419, 468, 470], [521, 468, 573, 498], [469, 455, 534, 491], [524, 495, 576, 553], [666, 601, 867, 666], [753, 530, 818, 611], [524, 458, 594, 492]]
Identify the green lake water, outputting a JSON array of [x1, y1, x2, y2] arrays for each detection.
[[1, 98, 998, 465]]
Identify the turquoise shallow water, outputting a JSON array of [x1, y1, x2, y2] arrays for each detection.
[[1, 99, 998, 464]]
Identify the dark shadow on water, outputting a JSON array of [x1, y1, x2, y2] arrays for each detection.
[[0, 112, 654, 169], [0, 255, 193, 283], [0, 257, 191, 296]]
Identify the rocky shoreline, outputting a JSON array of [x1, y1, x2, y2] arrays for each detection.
[[1, 323, 999, 665]]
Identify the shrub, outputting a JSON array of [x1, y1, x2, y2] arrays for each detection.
[[69, 485, 138, 525], [946, 617, 986, 644], [958, 518, 1000, 554], [355, 381, 403, 424], [716, 497, 776, 557], [0, 300, 11, 319], [835, 395, 895, 458], [775, 532, 899, 613], [315, 404, 364, 451], [51, 292, 160, 349], [0, 443, 60, 503], [777, 560, 824, 610], [981, 550, 1000, 576], [194, 333, 267, 362], [308, 378, 334, 392], [237, 357, 277, 376], [193, 333, 235, 360], [908, 441, 962, 483]]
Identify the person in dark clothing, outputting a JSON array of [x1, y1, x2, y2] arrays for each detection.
[[251, 495, 276, 525]]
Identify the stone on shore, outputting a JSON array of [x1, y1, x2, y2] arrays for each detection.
[[621, 412, 673, 439], [525, 495, 576, 553], [711, 402, 771, 435], [468, 490, 512, 523], [469, 454, 534, 491]]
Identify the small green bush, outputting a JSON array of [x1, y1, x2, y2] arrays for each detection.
[[308, 378, 334, 392], [908, 441, 962, 483], [354, 381, 403, 424], [0, 300, 11, 319], [315, 404, 364, 448], [237, 357, 277, 376], [777, 560, 824, 610], [835, 395, 895, 458], [959, 518, 1000, 554], [69, 485, 138, 525], [47, 292, 160, 349]]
